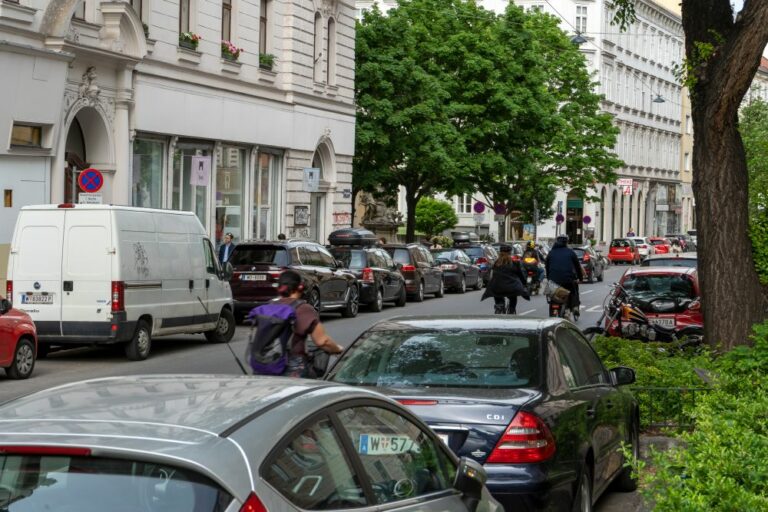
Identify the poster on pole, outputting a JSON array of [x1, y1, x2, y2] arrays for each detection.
[[190, 156, 211, 186]]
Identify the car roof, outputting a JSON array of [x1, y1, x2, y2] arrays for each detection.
[[646, 252, 697, 259], [624, 266, 698, 277], [365, 315, 565, 332]]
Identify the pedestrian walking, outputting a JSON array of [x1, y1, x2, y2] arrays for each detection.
[[218, 233, 236, 264], [626, 227, 636, 237], [481, 245, 530, 314]]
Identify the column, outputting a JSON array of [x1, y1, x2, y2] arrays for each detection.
[[113, 66, 134, 205]]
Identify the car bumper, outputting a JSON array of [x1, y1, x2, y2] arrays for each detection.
[[37, 313, 136, 344], [484, 464, 574, 512], [234, 299, 273, 317], [441, 272, 462, 287], [609, 253, 634, 262]]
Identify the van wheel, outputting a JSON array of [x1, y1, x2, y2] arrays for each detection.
[[5, 339, 35, 379], [125, 320, 152, 361], [411, 281, 425, 302], [205, 308, 236, 343]]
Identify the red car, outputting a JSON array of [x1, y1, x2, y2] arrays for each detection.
[[649, 237, 672, 254], [617, 267, 703, 331], [0, 296, 37, 379], [608, 238, 641, 264]]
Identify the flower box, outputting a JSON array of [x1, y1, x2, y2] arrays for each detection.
[[221, 40, 243, 62], [259, 53, 275, 71], [179, 32, 201, 50]]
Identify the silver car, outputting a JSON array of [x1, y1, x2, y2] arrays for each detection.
[[0, 375, 501, 512]]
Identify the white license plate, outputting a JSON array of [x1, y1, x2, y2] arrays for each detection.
[[615, 248, 626, 252], [358, 434, 421, 455], [21, 293, 54, 305], [437, 433, 450, 446], [650, 318, 675, 328], [241, 274, 266, 281]]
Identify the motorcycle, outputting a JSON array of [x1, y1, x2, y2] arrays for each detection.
[[522, 257, 542, 296], [545, 282, 576, 320], [583, 283, 703, 346]]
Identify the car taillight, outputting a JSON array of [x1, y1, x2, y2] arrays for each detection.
[[269, 271, 282, 280], [0, 446, 92, 456], [401, 264, 416, 272], [512, 255, 520, 262], [362, 267, 375, 283], [5, 280, 11, 300], [476, 257, 489, 264], [688, 300, 701, 311], [240, 492, 268, 512], [396, 399, 438, 406], [583, 254, 590, 262], [111, 281, 125, 313], [486, 411, 556, 464]]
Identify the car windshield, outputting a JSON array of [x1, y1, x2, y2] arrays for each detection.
[[330, 249, 366, 269], [0, 454, 231, 512], [389, 248, 411, 265], [611, 239, 631, 248], [642, 258, 697, 268], [622, 273, 696, 300], [329, 330, 540, 389], [230, 246, 288, 266]]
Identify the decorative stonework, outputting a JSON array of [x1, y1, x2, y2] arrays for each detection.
[[63, 67, 117, 127]]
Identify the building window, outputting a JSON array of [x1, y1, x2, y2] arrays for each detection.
[[259, 0, 269, 53], [252, 152, 281, 240], [684, 152, 691, 172], [326, 18, 336, 85], [457, 194, 472, 214], [313, 12, 324, 83], [685, 114, 692, 134], [575, 5, 587, 34], [73, 0, 85, 19], [215, 145, 245, 246], [173, 144, 212, 228], [132, 138, 164, 209], [222, 0, 232, 41], [10, 123, 42, 147], [131, 0, 149, 23], [179, 0, 190, 34]]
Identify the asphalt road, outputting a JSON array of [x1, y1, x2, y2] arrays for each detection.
[[0, 263, 645, 511]]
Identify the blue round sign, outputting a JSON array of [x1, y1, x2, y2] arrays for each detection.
[[555, 214, 565, 224], [473, 202, 486, 214], [582, 215, 592, 225], [78, 168, 104, 193]]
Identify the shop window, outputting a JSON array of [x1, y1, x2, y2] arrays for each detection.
[[11, 123, 42, 147], [215, 145, 245, 246], [132, 138, 164, 209], [252, 152, 281, 240], [173, 145, 211, 228]]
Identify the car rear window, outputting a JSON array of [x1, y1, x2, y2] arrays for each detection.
[[330, 249, 366, 269], [641, 258, 697, 268], [611, 239, 631, 248], [230, 245, 288, 266], [622, 273, 696, 299], [389, 248, 412, 265], [0, 454, 231, 511], [432, 250, 456, 261], [461, 247, 484, 259], [650, 239, 668, 245], [572, 249, 586, 258], [328, 330, 540, 389]]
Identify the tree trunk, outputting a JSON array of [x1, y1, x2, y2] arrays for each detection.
[[405, 190, 418, 243]]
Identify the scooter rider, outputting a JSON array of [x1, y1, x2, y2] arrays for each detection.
[[545, 235, 585, 320], [522, 240, 545, 283]]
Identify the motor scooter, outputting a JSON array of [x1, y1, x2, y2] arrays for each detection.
[[522, 257, 542, 296]]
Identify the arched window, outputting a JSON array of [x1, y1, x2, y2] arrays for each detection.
[[326, 17, 336, 85], [313, 12, 324, 83]]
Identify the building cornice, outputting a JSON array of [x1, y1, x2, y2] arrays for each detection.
[[0, 38, 75, 61]]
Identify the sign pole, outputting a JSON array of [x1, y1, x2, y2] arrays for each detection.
[[71, 165, 77, 203]]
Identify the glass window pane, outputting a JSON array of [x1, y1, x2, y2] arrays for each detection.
[[173, 147, 210, 228], [337, 407, 455, 504], [132, 139, 164, 209], [263, 416, 366, 510], [555, 329, 608, 387], [253, 153, 274, 240], [11, 124, 42, 147], [215, 146, 244, 246], [180, 0, 189, 33]]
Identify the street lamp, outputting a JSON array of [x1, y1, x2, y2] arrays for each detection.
[[570, 32, 587, 45]]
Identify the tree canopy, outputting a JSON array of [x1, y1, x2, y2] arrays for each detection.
[[415, 197, 459, 238]]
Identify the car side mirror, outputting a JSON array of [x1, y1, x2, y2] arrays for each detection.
[[0, 298, 11, 315], [220, 262, 234, 281], [611, 366, 636, 386], [453, 457, 487, 512]]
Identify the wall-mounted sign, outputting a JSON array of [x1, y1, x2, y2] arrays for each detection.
[[342, 188, 352, 199], [303, 168, 320, 193], [582, 215, 592, 225], [190, 156, 211, 186]]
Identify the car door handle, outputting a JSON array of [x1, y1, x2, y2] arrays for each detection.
[[189, 279, 194, 290], [205, 279, 210, 289]]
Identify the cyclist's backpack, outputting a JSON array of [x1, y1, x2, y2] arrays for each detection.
[[246, 300, 305, 376]]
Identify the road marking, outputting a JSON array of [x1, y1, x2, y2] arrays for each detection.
[[586, 305, 603, 312], [581, 289, 594, 295], [519, 309, 537, 316]]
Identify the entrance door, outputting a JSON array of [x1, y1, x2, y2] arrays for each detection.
[[310, 193, 325, 243]]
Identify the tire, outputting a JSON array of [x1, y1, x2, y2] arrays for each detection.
[[597, 268, 604, 282], [458, 276, 467, 294], [434, 279, 444, 298], [309, 288, 322, 312], [5, 338, 35, 379], [205, 308, 236, 343], [370, 288, 384, 312], [341, 285, 359, 318], [572, 464, 593, 512], [411, 281, 425, 302], [125, 319, 152, 361], [587, 269, 594, 284], [474, 275, 483, 290], [395, 284, 407, 307], [613, 419, 640, 492]]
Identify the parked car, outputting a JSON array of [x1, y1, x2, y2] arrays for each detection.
[[326, 316, 640, 511], [454, 239, 498, 285], [608, 238, 641, 264], [0, 296, 37, 379], [431, 248, 482, 293], [327, 229, 406, 312], [649, 237, 673, 254], [629, 237, 656, 260], [570, 244, 605, 283], [382, 244, 444, 301], [641, 252, 698, 268], [619, 266, 703, 330], [687, 229, 698, 246], [7, 204, 235, 361], [229, 240, 359, 320], [0, 375, 503, 511], [665, 233, 696, 252]]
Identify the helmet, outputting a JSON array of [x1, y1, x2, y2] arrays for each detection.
[[526, 240, 535, 250], [556, 234, 569, 244]]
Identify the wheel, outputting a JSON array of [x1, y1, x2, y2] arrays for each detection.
[[474, 275, 483, 290], [395, 284, 407, 307], [341, 285, 359, 318], [370, 288, 384, 312], [309, 288, 322, 312], [458, 276, 466, 294], [613, 418, 639, 492], [434, 279, 444, 298], [597, 268, 604, 282], [411, 281, 425, 302], [5, 338, 35, 379], [572, 464, 593, 512], [205, 308, 236, 343], [587, 269, 594, 284], [125, 319, 152, 361]]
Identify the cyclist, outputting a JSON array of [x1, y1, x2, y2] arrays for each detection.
[[545, 235, 585, 320]]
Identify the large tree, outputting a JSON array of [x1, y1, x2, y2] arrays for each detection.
[[613, 1, 768, 349]]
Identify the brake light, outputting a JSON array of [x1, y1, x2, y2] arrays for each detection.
[[233, 272, 241, 280], [583, 254, 590, 262], [269, 271, 282, 280], [486, 411, 556, 464], [476, 257, 489, 264], [0, 446, 92, 456], [396, 399, 438, 406], [512, 255, 520, 262], [401, 264, 416, 272], [362, 267, 375, 283], [111, 281, 125, 313], [5, 280, 11, 300], [688, 300, 701, 311], [240, 492, 268, 512]]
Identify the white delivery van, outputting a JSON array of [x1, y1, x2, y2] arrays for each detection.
[[6, 204, 235, 360]]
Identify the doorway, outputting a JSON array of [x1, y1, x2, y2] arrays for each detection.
[[64, 118, 87, 203], [310, 193, 325, 243], [565, 192, 583, 244]]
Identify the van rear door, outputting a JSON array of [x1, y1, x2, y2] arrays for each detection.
[[60, 210, 113, 336], [10, 210, 65, 336]]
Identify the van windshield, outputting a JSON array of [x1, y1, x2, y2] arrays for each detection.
[[230, 246, 288, 266]]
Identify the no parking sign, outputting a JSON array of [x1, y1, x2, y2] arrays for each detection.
[[78, 168, 104, 193]]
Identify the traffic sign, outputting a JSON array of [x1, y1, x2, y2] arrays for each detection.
[[473, 202, 485, 214], [582, 215, 592, 225], [78, 192, 102, 204], [78, 168, 104, 193], [555, 213, 565, 224], [494, 203, 507, 215], [473, 213, 485, 224]]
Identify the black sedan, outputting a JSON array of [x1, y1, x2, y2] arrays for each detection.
[[329, 245, 407, 311], [431, 248, 483, 293], [571, 245, 605, 283], [326, 317, 639, 512]]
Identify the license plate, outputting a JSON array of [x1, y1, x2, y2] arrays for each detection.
[[240, 274, 266, 281], [615, 248, 626, 252], [21, 293, 54, 305], [437, 433, 449, 446], [650, 318, 675, 328], [358, 434, 421, 455]]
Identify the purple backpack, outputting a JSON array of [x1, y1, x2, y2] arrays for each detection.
[[246, 300, 304, 376]]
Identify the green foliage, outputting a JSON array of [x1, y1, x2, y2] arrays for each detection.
[[740, 99, 768, 283], [431, 235, 454, 248], [415, 198, 458, 238]]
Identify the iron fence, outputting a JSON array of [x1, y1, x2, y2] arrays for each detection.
[[631, 386, 710, 430]]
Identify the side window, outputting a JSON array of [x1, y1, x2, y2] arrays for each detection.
[[303, 245, 321, 266], [337, 406, 455, 505], [410, 248, 424, 265], [203, 239, 218, 274], [317, 246, 337, 268], [263, 416, 367, 510], [379, 250, 395, 269], [555, 329, 609, 387], [367, 251, 382, 268], [421, 248, 434, 265]]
